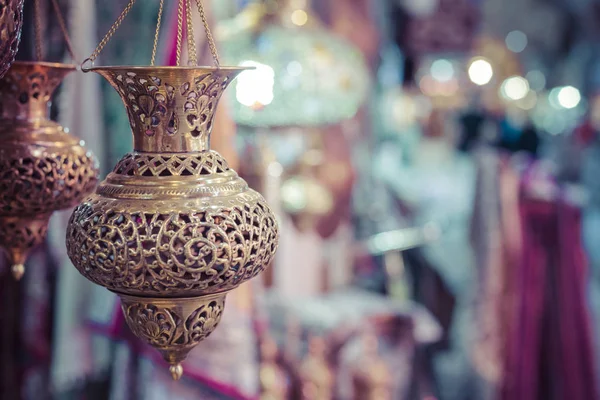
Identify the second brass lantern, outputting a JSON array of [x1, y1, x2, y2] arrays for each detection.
[[0, 62, 98, 279], [66, 0, 279, 380]]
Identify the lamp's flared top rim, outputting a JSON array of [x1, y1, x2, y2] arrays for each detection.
[[86, 65, 254, 72], [11, 61, 77, 70]]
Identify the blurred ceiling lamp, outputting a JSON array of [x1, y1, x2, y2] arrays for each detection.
[[468, 58, 493, 86], [557, 86, 582, 109], [218, 0, 370, 128], [500, 76, 530, 101]]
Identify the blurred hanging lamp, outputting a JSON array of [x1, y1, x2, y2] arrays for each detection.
[[0, 0, 24, 78], [218, 0, 370, 128], [66, 0, 279, 380], [0, 0, 98, 280]]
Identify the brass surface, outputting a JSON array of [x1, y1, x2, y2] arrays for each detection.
[[0, 62, 99, 279], [120, 293, 226, 380], [0, 0, 24, 79], [66, 66, 279, 377]]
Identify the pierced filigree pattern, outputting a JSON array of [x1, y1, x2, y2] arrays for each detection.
[[0, 216, 48, 258], [67, 67, 276, 376], [0, 153, 99, 214], [95, 67, 237, 152], [66, 193, 279, 297], [122, 297, 225, 349], [0, 0, 23, 79], [113, 150, 229, 177], [0, 62, 75, 119]]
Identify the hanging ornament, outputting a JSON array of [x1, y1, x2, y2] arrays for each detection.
[[66, 0, 279, 380], [0, 0, 98, 280], [218, 0, 370, 128], [0, 0, 24, 78], [279, 128, 354, 239]]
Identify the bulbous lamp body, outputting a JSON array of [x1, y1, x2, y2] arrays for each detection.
[[0, 61, 99, 279], [66, 66, 279, 379]]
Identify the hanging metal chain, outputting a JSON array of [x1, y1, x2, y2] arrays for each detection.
[[82, 0, 220, 69], [194, 0, 220, 67], [185, 0, 197, 65], [176, 0, 184, 66], [82, 0, 137, 70], [150, 0, 165, 66], [49, 0, 77, 61], [33, 0, 43, 61]]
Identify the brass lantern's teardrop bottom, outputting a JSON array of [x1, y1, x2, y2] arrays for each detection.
[[0, 214, 50, 280], [11, 264, 24, 280], [119, 293, 227, 379], [169, 364, 183, 381]]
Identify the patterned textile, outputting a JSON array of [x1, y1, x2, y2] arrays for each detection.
[[501, 164, 597, 400]]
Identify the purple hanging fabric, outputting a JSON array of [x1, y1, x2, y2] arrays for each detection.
[[502, 170, 597, 400]]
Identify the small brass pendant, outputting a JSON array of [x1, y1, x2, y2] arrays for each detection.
[[0, 61, 99, 279], [66, 66, 279, 378]]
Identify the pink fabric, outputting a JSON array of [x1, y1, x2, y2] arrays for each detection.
[[502, 175, 597, 400]]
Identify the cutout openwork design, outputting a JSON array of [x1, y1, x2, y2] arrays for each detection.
[[67, 193, 278, 297], [113, 150, 229, 177], [0, 0, 23, 79]]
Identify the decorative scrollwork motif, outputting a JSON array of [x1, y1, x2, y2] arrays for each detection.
[[122, 296, 225, 349], [0, 0, 23, 79], [66, 191, 279, 297], [0, 152, 99, 215]]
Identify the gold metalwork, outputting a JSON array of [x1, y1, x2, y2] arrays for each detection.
[[194, 0, 220, 66], [150, 0, 165, 66], [299, 337, 333, 400], [176, 0, 184, 66], [82, 0, 137, 69], [66, 66, 279, 378], [0, 62, 99, 279], [0, 0, 24, 78], [49, 0, 77, 60], [185, 0, 197, 65]]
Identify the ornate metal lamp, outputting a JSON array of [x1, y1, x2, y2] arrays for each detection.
[[0, 0, 98, 279], [218, 0, 370, 128], [66, 0, 279, 380], [0, 0, 24, 78]]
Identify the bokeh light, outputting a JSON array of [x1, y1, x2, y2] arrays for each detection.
[[500, 76, 530, 100], [557, 86, 582, 109], [430, 59, 454, 82], [236, 61, 275, 109], [468, 58, 494, 86], [291, 9, 308, 26], [526, 70, 546, 91], [505, 30, 528, 53]]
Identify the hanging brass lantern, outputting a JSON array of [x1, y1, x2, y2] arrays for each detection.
[[0, 0, 24, 78], [66, 0, 279, 380], [0, 0, 99, 279]]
